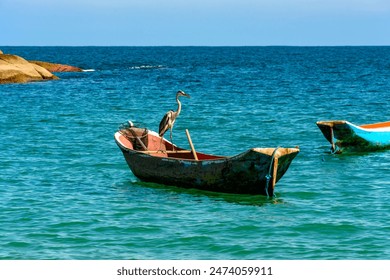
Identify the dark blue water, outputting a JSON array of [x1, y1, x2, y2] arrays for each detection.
[[1, 46, 390, 259]]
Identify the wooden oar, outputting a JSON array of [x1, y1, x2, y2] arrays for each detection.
[[128, 128, 148, 150], [185, 129, 198, 161]]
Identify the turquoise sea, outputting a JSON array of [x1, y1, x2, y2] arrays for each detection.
[[1, 46, 390, 259]]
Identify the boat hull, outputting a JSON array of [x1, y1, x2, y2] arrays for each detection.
[[115, 126, 299, 196], [316, 120, 390, 153]]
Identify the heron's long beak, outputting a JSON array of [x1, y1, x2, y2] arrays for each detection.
[[181, 91, 190, 98], [178, 90, 191, 98]]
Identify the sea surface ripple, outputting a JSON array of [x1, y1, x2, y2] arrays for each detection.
[[0, 46, 390, 259]]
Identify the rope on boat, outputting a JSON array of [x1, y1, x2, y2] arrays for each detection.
[[330, 145, 340, 154], [118, 121, 149, 150], [265, 147, 280, 198]]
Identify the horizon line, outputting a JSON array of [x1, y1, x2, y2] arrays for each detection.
[[1, 45, 390, 48]]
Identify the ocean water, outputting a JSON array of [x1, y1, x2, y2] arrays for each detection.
[[0, 46, 390, 260]]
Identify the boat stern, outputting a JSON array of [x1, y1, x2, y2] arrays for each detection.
[[248, 147, 300, 197], [316, 120, 354, 153], [316, 120, 387, 153]]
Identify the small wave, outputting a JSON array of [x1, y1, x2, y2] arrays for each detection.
[[129, 65, 165, 70], [82, 69, 96, 72]]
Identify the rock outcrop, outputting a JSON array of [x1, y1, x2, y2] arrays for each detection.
[[0, 53, 59, 84], [29, 60, 83, 72], [0, 50, 84, 84]]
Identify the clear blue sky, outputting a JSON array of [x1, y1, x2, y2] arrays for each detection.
[[1, 0, 390, 46]]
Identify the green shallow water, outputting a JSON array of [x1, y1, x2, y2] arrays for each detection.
[[0, 46, 390, 259]]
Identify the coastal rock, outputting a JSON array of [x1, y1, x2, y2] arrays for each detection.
[[0, 50, 3, 54], [0, 53, 59, 84], [29, 60, 83, 72]]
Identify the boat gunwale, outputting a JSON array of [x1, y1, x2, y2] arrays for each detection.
[[317, 120, 390, 132], [114, 131, 299, 162]]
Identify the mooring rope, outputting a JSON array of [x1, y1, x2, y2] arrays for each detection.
[[118, 121, 149, 150]]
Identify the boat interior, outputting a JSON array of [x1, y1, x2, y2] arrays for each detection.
[[116, 128, 224, 160], [359, 121, 390, 129]]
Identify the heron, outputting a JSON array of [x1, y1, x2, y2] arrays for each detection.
[[159, 90, 191, 149]]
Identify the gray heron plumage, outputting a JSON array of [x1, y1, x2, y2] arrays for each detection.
[[159, 90, 190, 147]]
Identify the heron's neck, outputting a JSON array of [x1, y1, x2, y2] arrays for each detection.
[[176, 97, 182, 115]]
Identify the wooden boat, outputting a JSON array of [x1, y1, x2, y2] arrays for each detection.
[[316, 120, 390, 153], [114, 122, 299, 197]]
